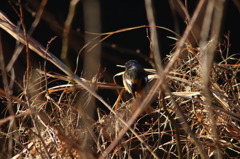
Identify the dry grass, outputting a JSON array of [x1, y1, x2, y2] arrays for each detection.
[[0, 0, 240, 159]]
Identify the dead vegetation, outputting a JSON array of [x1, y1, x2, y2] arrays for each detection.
[[0, 0, 240, 159]]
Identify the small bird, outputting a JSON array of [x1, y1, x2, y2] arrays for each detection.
[[122, 60, 148, 98], [122, 60, 154, 114]]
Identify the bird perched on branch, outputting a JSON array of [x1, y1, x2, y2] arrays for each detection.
[[123, 60, 148, 98], [122, 60, 154, 114]]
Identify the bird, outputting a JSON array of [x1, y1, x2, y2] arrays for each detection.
[[122, 60, 154, 114], [122, 60, 148, 98]]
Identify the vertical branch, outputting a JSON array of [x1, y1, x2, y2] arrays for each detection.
[[18, 0, 31, 101], [6, 0, 48, 72], [60, 0, 79, 96], [199, 0, 226, 158], [0, 34, 17, 158], [81, 0, 101, 150], [144, 0, 163, 73], [145, 0, 184, 158], [82, 0, 101, 79], [61, 0, 79, 63], [144, 0, 209, 158]]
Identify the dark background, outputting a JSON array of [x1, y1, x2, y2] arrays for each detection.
[[0, 0, 239, 99]]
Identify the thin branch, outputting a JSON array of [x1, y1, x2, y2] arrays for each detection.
[[199, 0, 226, 158]]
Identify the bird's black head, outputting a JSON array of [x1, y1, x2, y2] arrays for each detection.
[[125, 60, 143, 71]]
